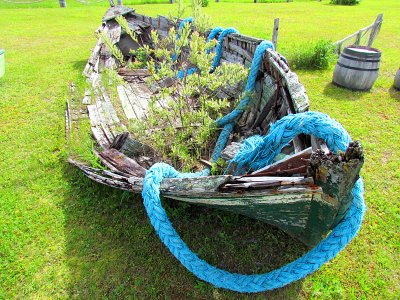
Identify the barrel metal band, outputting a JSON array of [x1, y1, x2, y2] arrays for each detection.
[[337, 62, 380, 72], [340, 54, 381, 63]]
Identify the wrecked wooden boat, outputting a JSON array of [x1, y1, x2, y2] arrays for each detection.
[[67, 6, 364, 247]]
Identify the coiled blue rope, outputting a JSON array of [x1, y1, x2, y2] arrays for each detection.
[[142, 111, 365, 292]]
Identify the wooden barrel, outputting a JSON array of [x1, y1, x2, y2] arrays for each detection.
[[394, 68, 400, 91], [333, 45, 381, 91]]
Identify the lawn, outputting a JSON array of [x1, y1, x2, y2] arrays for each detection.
[[0, 0, 399, 299]]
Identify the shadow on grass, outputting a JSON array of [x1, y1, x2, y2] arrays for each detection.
[[388, 86, 400, 100], [323, 82, 369, 101], [72, 60, 89, 71], [62, 162, 308, 299]]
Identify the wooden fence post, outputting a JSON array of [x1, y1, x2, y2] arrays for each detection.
[[355, 30, 362, 45], [117, 0, 122, 5], [368, 13, 383, 47], [272, 18, 279, 50], [59, 0, 66, 7]]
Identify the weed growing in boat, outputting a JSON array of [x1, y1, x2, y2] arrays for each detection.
[[191, 0, 212, 33], [127, 24, 248, 171], [97, 31, 124, 65]]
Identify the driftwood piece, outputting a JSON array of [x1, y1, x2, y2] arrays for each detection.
[[98, 148, 146, 177]]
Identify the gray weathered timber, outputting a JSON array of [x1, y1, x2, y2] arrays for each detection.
[[65, 99, 72, 140], [333, 46, 381, 91], [67, 6, 365, 247], [250, 147, 312, 176], [110, 132, 156, 168], [309, 141, 364, 227], [272, 18, 279, 50], [69, 139, 363, 246], [99, 148, 146, 177]]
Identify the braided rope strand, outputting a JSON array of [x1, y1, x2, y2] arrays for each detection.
[[141, 112, 365, 292], [215, 40, 274, 128]]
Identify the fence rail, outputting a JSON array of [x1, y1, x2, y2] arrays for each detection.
[[334, 14, 383, 54]]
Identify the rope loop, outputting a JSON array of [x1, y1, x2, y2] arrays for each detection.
[[141, 111, 365, 292]]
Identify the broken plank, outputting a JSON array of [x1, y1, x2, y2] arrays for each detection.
[[250, 147, 312, 176], [99, 148, 146, 177]]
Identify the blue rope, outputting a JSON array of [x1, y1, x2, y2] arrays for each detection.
[[206, 26, 224, 54], [230, 111, 351, 174], [176, 26, 236, 80], [177, 67, 198, 80], [178, 17, 194, 35], [211, 123, 234, 162], [215, 40, 275, 128], [142, 111, 365, 292], [211, 28, 239, 70]]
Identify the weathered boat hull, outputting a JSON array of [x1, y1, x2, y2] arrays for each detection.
[[67, 6, 364, 247]]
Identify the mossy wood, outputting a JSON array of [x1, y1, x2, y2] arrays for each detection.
[[68, 6, 364, 246]]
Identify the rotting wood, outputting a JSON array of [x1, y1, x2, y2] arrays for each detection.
[[68, 7, 365, 247], [99, 148, 146, 177], [65, 99, 72, 140], [222, 176, 313, 189], [110, 132, 155, 159], [309, 141, 364, 226], [117, 85, 136, 119], [250, 147, 312, 176]]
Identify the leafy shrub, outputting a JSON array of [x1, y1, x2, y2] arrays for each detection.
[[288, 39, 336, 70], [128, 26, 248, 171], [330, 0, 359, 5]]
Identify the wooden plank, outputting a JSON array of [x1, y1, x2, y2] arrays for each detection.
[[368, 13, 383, 47], [127, 83, 151, 118], [99, 148, 147, 177], [91, 126, 109, 149], [228, 42, 253, 61], [117, 85, 136, 119], [110, 132, 155, 158], [100, 86, 120, 124], [65, 99, 71, 140], [272, 18, 279, 50], [250, 147, 312, 176], [222, 176, 313, 189], [87, 104, 100, 126], [82, 89, 91, 105]]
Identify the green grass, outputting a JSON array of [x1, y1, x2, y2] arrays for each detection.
[[0, 0, 399, 298]]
